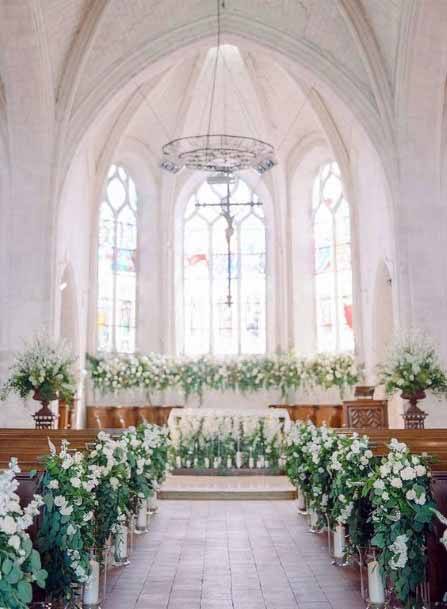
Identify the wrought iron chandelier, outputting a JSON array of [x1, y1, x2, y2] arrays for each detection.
[[160, 0, 276, 176]]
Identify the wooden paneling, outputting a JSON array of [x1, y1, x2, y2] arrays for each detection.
[[342, 399, 388, 429], [86, 405, 183, 429], [269, 404, 343, 427]]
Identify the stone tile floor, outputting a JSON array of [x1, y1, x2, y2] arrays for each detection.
[[105, 501, 364, 609]]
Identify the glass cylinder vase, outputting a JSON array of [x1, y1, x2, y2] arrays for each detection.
[[82, 553, 101, 609], [135, 500, 149, 534], [113, 524, 130, 567]]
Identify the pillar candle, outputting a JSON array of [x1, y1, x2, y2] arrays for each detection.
[[368, 560, 385, 604], [83, 558, 100, 606], [333, 524, 345, 558]]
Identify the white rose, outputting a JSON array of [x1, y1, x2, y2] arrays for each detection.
[[8, 535, 21, 551], [390, 478, 403, 489], [406, 489, 416, 501], [48, 480, 59, 490], [373, 479, 385, 490], [0, 516, 17, 535], [70, 477, 81, 488], [110, 477, 119, 490]]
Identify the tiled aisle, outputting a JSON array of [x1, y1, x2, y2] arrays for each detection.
[[105, 501, 364, 609]]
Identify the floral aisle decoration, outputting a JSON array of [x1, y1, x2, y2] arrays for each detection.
[[87, 432, 131, 554], [36, 441, 97, 602], [168, 412, 287, 470], [367, 439, 435, 607], [0, 459, 47, 609], [329, 433, 375, 550], [87, 351, 362, 401], [299, 424, 339, 528], [378, 330, 447, 427], [285, 421, 316, 508], [1, 334, 76, 404]]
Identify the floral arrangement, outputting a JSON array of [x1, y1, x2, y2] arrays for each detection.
[[88, 351, 362, 400], [286, 427, 437, 608], [367, 439, 435, 606], [87, 432, 131, 552], [1, 334, 77, 403], [0, 459, 47, 609], [122, 424, 169, 513], [298, 424, 339, 524], [169, 412, 287, 469], [377, 330, 447, 397], [285, 420, 316, 499], [36, 441, 97, 601], [329, 433, 375, 547]]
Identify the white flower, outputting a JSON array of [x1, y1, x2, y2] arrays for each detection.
[[400, 466, 417, 481], [373, 479, 385, 490], [70, 477, 81, 488], [0, 516, 17, 535], [415, 465, 426, 477], [48, 480, 59, 490], [8, 535, 21, 551], [390, 478, 403, 489], [67, 524, 77, 536], [110, 477, 119, 490], [382, 491, 389, 501], [406, 489, 416, 501]]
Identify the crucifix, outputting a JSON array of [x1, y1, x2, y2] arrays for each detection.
[[195, 174, 263, 307]]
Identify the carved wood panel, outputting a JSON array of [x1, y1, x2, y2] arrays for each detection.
[[342, 400, 388, 429]]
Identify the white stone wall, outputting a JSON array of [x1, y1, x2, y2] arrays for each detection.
[[2, 1, 447, 428]]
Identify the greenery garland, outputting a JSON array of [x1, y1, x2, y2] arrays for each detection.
[[37, 441, 96, 601], [87, 351, 361, 400], [366, 439, 435, 607], [329, 433, 375, 548], [87, 433, 131, 554]]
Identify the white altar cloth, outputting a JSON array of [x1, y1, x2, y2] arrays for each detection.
[[168, 407, 291, 429]]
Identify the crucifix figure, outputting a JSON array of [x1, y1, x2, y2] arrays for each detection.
[[195, 173, 263, 307]]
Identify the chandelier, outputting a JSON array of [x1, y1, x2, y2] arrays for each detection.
[[160, 1, 276, 176]]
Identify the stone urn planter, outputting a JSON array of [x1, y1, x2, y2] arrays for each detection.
[[401, 389, 428, 429], [32, 388, 57, 429]]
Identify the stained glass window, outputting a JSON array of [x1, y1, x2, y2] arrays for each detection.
[[97, 165, 137, 353], [313, 162, 354, 352], [183, 178, 266, 355]]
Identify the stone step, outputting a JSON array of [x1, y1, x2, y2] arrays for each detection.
[[159, 474, 297, 501]]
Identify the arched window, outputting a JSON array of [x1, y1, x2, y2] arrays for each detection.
[[183, 178, 266, 355], [97, 165, 138, 353], [313, 162, 354, 352]]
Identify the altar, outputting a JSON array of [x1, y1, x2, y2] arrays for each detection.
[[168, 407, 291, 472]]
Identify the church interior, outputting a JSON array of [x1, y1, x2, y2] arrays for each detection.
[[1, 1, 447, 608]]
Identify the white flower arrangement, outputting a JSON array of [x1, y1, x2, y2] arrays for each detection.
[[367, 439, 434, 605], [37, 441, 97, 600], [1, 334, 76, 403], [285, 427, 435, 608], [168, 412, 286, 469], [0, 459, 47, 609], [88, 351, 362, 401], [377, 330, 447, 397]]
